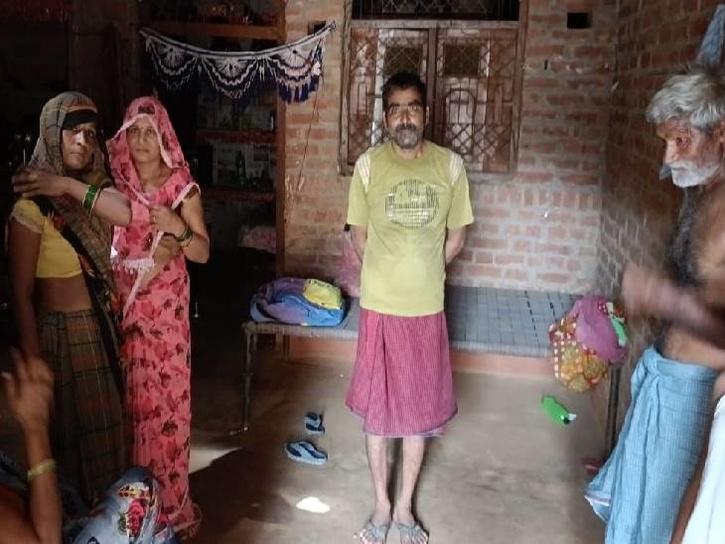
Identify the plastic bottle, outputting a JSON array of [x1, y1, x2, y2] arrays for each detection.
[[541, 395, 577, 425]]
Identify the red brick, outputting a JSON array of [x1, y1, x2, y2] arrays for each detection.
[[475, 251, 494, 264], [283, 0, 614, 294], [471, 237, 509, 251], [537, 242, 572, 256], [495, 254, 526, 265], [504, 269, 530, 282], [513, 239, 533, 252], [537, 272, 570, 284]]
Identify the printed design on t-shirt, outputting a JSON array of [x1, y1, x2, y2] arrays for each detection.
[[385, 179, 440, 228]]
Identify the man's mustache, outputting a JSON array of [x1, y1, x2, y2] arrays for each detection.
[[395, 123, 418, 132]]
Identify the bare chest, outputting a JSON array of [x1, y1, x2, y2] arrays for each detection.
[[668, 187, 725, 285]]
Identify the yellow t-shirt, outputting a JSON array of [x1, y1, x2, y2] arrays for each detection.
[[346, 141, 474, 316], [10, 198, 82, 279]]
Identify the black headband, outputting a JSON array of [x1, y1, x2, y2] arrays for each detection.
[[62, 109, 98, 130]]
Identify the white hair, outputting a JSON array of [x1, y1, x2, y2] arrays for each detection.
[[646, 68, 725, 132]]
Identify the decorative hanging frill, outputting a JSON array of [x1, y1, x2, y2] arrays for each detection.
[[139, 21, 336, 103]]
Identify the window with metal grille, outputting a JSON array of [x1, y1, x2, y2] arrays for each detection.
[[341, 20, 521, 178]]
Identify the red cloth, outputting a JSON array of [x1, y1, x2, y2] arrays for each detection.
[[346, 309, 457, 436]]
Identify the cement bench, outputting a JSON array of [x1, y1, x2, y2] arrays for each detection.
[[240, 290, 564, 431]]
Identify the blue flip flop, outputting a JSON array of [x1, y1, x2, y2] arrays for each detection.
[[304, 412, 325, 436], [396, 521, 428, 542], [285, 440, 328, 465]]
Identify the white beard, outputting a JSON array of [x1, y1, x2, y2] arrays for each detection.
[[669, 162, 719, 188]]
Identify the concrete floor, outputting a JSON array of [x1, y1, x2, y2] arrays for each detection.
[[0, 253, 606, 543], [189, 341, 605, 544]]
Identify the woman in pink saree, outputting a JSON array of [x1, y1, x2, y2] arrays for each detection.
[[107, 96, 210, 539]]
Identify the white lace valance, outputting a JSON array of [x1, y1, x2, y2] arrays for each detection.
[[140, 21, 336, 102]]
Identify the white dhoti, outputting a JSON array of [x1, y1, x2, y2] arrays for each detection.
[[683, 394, 725, 544]]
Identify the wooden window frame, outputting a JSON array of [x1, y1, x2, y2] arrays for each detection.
[[339, 17, 526, 183]]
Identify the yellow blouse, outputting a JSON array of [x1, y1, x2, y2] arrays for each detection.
[[10, 198, 82, 279]]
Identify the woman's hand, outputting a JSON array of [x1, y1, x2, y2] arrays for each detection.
[[2, 349, 54, 433], [13, 168, 70, 198], [154, 234, 181, 266], [150, 205, 185, 237], [138, 235, 181, 289]]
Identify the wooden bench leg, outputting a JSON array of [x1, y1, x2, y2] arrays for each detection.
[[243, 329, 255, 431], [605, 366, 622, 455], [283, 335, 290, 361]]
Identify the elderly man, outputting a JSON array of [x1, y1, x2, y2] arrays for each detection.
[[346, 72, 473, 544], [585, 68, 725, 543]]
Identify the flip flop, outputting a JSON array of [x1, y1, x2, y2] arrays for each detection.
[[354, 519, 390, 542], [305, 412, 325, 436], [396, 521, 428, 543], [285, 440, 328, 466]]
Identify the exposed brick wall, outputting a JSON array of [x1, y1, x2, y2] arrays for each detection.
[[592, 0, 719, 430], [284, 0, 617, 294], [448, 0, 616, 292], [283, 0, 346, 279]]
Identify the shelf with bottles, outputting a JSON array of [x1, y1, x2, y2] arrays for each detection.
[[194, 77, 277, 196], [204, 186, 275, 203], [194, 135, 275, 193], [197, 128, 275, 145], [197, 78, 277, 134], [146, 0, 284, 41], [211, 139, 275, 187]]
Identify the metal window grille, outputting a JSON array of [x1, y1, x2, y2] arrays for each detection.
[[343, 21, 520, 176]]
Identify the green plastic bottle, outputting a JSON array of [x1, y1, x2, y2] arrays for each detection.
[[541, 395, 577, 425]]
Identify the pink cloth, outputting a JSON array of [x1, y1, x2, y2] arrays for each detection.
[[569, 295, 626, 363], [239, 225, 276, 253], [108, 96, 201, 535], [346, 309, 457, 436]]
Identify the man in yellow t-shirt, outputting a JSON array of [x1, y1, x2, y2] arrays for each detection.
[[346, 72, 473, 544]]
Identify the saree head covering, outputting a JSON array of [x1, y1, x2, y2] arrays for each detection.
[[27, 92, 125, 504], [29, 92, 117, 297], [30, 91, 105, 178], [107, 95, 191, 188], [30, 92, 122, 380], [108, 96, 202, 536], [107, 95, 198, 315]]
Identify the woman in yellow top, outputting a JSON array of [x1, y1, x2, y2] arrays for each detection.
[[8, 92, 176, 505]]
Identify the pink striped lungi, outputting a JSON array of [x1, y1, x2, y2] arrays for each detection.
[[345, 308, 457, 437]]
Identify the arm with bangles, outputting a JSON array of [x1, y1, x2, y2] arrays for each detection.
[[136, 235, 182, 289], [12, 169, 132, 227], [150, 188, 210, 264], [0, 350, 62, 544]]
